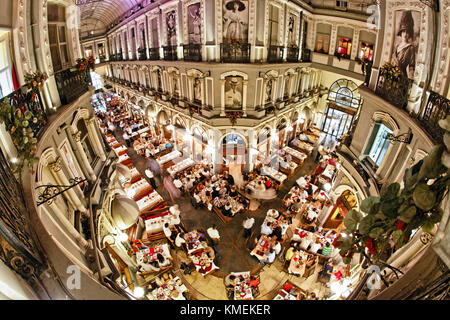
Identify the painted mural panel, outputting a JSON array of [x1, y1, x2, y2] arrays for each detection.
[[224, 76, 243, 109], [223, 0, 249, 43], [188, 3, 202, 44], [391, 10, 421, 79]]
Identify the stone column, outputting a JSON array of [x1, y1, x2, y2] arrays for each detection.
[[242, 80, 248, 117], [72, 130, 97, 181], [87, 117, 106, 161], [47, 158, 86, 214], [329, 25, 338, 56], [350, 29, 360, 61], [220, 79, 226, 116], [46, 200, 89, 249]]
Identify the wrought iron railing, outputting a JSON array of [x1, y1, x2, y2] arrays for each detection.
[[183, 44, 202, 62], [267, 45, 285, 63], [3, 86, 48, 139], [220, 42, 251, 63], [420, 91, 450, 143], [148, 47, 160, 60], [138, 48, 147, 60], [375, 71, 413, 110], [286, 46, 299, 62], [163, 46, 178, 61], [117, 50, 123, 61], [0, 146, 46, 288], [54, 67, 89, 105]]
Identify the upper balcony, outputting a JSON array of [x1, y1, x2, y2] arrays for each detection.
[[108, 43, 312, 65]]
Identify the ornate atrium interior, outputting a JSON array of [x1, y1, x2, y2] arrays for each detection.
[[0, 0, 449, 301]]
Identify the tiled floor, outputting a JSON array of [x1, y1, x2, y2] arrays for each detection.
[[118, 128, 328, 299]]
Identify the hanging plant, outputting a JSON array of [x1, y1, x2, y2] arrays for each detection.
[[0, 96, 41, 169], [24, 70, 48, 90], [226, 111, 243, 126], [335, 116, 450, 266]]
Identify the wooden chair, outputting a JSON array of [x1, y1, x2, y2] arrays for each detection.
[[213, 207, 232, 224]]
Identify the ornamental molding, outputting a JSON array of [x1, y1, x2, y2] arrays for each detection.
[[48, 157, 62, 172], [182, 0, 206, 45], [72, 131, 82, 142]]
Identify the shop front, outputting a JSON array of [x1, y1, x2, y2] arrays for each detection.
[[323, 189, 357, 231], [220, 133, 246, 173]]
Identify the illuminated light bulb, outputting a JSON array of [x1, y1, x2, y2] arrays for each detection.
[[115, 232, 129, 243], [126, 188, 136, 198], [324, 183, 332, 192], [11, 157, 18, 164], [133, 286, 145, 298]]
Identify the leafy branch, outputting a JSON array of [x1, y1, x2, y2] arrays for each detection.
[[335, 116, 450, 268]]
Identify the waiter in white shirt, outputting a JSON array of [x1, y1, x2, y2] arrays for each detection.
[[243, 217, 255, 238], [145, 168, 157, 190], [207, 225, 220, 246]]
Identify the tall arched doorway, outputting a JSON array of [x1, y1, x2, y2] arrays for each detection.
[[322, 79, 361, 139], [156, 110, 170, 139], [220, 133, 247, 173]]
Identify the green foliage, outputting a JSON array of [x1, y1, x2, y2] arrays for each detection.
[[0, 96, 39, 168], [336, 115, 450, 264]]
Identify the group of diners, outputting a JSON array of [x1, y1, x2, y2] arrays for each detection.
[[249, 209, 290, 265], [283, 174, 328, 224], [224, 271, 260, 300], [145, 272, 189, 300], [282, 226, 346, 284], [273, 281, 318, 300], [172, 163, 213, 194], [190, 171, 249, 218], [243, 171, 279, 200], [133, 134, 174, 158]]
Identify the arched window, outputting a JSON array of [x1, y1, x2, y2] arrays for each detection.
[[327, 79, 361, 109], [258, 128, 271, 145]]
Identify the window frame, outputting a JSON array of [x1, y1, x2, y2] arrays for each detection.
[[0, 32, 14, 99], [48, 4, 70, 72]]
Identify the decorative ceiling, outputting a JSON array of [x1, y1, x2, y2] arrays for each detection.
[[78, 0, 142, 38]]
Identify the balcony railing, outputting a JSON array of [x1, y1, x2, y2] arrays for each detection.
[[420, 91, 450, 143], [267, 45, 285, 63], [138, 48, 147, 60], [148, 47, 160, 60], [300, 48, 311, 62], [220, 42, 250, 63], [375, 71, 413, 110], [286, 46, 299, 62], [163, 46, 178, 61], [183, 44, 202, 62], [54, 67, 89, 105], [117, 51, 123, 61], [3, 86, 48, 139]]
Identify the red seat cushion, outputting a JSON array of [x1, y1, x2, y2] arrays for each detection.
[[283, 283, 293, 291]]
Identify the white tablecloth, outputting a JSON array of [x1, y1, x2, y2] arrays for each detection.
[[168, 158, 195, 176], [136, 190, 163, 212], [157, 150, 182, 165], [261, 166, 287, 183], [284, 147, 308, 161]]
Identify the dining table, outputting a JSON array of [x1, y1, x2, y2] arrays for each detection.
[[261, 166, 287, 183], [136, 190, 164, 212], [147, 276, 187, 300]]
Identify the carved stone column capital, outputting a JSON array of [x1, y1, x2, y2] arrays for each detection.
[[48, 157, 62, 173], [72, 131, 82, 142]]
